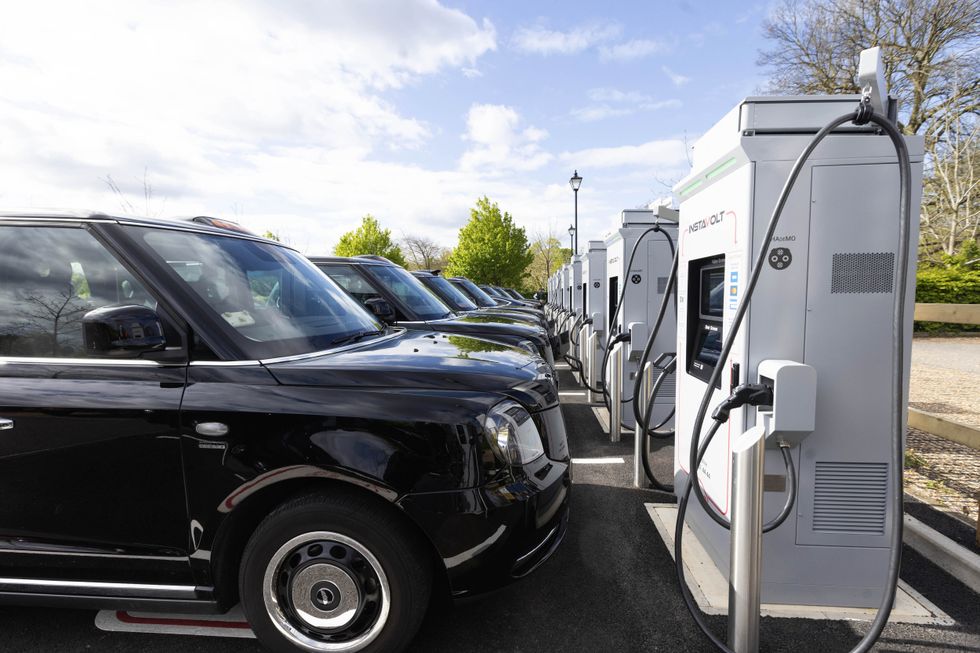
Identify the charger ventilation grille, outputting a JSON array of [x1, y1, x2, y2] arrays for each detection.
[[831, 253, 894, 294], [813, 462, 887, 535], [657, 277, 669, 294], [655, 374, 676, 400]]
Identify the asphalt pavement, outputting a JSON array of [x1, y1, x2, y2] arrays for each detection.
[[0, 365, 977, 652]]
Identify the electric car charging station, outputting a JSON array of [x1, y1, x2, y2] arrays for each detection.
[[539, 46, 961, 653], [601, 207, 678, 444], [663, 48, 925, 652], [557, 263, 573, 352], [567, 254, 584, 367], [579, 240, 606, 401]]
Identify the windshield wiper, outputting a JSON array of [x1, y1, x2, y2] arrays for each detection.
[[329, 329, 383, 347]]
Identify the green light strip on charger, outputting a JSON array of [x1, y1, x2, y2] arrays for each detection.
[[679, 178, 703, 196], [706, 157, 738, 179]]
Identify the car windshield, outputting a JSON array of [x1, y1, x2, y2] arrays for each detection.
[[368, 265, 453, 320], [135, 228, 382, 359], [426, 276, 477, 311], [452, 278, 498, 308]]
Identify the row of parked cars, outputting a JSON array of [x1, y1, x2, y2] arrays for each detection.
[[0, 211, 569, 653]]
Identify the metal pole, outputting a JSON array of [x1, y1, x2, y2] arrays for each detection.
[[728, 425, 766, 653], [609, 343, 622, 442], [586, 332, 597, 403], [574, 190, 579, 254], [634, 361, 654, 487]]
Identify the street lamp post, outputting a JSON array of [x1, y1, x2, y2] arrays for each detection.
[[569, 170, 583, 254], [567, 224, 575, 253]]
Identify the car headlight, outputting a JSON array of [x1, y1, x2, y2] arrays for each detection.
[[484, 401, 545, 465]]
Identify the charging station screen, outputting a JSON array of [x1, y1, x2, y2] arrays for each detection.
[[693, 323, 722, 368], [608, 276, 619, 331], [700, 266, 725, 318], [687, 255, 725, 387]]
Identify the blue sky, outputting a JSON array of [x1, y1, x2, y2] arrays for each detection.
[[0, 0, 775, 251]]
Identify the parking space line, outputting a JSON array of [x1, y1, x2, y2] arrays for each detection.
[[572, 457, 625, 464], [95, 607, 255, 639]]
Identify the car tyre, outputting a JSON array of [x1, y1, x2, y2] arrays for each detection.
[[239, 490, 432, 653]]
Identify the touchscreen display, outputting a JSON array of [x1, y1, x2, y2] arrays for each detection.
[[700, 266, 725, 318], [694, 323, 722, 368]]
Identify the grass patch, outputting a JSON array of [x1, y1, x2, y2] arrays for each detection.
[[904, 450, 927, 469]]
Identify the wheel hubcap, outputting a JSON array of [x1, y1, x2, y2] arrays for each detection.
[[262, 531, 390, 652], [291, 564, 359, 631]]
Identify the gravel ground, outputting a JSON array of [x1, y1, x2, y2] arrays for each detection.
[[907, 336, 980, 526], [909, 335, 980, 428], [906, 428, 979, 526]]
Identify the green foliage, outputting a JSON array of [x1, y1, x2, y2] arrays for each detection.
[[445, 197, 534, 287], [914, 264, 980, 332], [915, 267, 980, 304], [937, 239, 980, 271], [261, 230, 282, 242], [524, 235, 572, 294], [333, 215, 406, 266]]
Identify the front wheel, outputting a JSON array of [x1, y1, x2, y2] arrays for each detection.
[[239, 491, 432, 653]]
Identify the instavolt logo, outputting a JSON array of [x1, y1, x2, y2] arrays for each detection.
[[688, 209, 731, 234]]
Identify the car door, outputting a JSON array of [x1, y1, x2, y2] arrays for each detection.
[[0, 221, 193, 593]]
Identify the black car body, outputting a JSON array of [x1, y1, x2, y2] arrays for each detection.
[[310, 257, 556, 370], [502, 287, 542, 308], [411, 270, 559, 356], [482, 284, 539, 310], [449, 276, 549, 324], [0, 212, 569, 652]]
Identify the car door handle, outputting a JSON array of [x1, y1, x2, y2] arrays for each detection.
[[0, 418, 13, 431]]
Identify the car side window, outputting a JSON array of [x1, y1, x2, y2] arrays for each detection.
[[0, 225, 159, 358], [322, 266, 383, 304]]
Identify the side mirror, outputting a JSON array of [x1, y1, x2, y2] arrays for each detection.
[[82, 305, 167, 357], [364, 297, 396, 323]]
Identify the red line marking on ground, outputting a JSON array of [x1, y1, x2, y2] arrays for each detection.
[[114, 611, 251, 630]]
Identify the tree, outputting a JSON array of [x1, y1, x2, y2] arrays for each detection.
[[102, 168, 167, 217], [920, 112, 979, 264], [526, 227, 572, 292], [400, 234, 450, 270], [334, 215, 407, 266], [758, 0, 980, 260], [445, 197, 534, 287], [758, 0, 979, 142]]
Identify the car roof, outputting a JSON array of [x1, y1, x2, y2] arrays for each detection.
[[308, 255, 396, 267], [0, 210, 289, 247], [410, 270, 436, 277]]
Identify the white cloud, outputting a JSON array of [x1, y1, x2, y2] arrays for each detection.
[[459, 104, 553, 172], [599, 38, 670, 62], [512, 22, 621, 55], [588, 88, 650, 103], [0, 1, 694, 255], [0, 1, 497, 159], [0, 0, 502, 248], [571, 89, 682, 122], [662, 65, 691, 86], [570, 106, 635, 122], [563, 138, 690, 169]]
